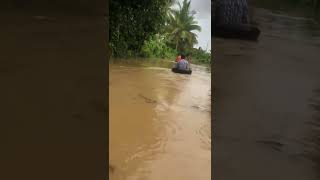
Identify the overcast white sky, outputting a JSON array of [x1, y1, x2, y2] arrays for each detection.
[[172, 0, 211, 51]]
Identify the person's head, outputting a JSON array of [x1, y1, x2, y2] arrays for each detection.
[[181, 55, 186, 59], [176, 54, 181, 61]]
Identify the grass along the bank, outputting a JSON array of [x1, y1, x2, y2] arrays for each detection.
[[109, 32, 211, 66]]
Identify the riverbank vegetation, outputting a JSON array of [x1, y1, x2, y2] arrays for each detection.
[[109, 0, 211, 65]]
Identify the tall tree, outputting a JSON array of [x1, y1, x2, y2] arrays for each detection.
[[166, 0, 201, 53], [109, 0, 171, 57]]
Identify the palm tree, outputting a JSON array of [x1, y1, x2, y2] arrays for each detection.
[[164, 0, 177, 17], [166, 0, 201, 52]]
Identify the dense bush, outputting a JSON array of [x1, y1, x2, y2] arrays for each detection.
[[141, 34, 177, 59], [109, 0, 212, 65], [109, 0, 170, 57], [190, 48, 211, 64]]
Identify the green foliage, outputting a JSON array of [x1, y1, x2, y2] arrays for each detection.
[[190, 48, 211, 64], [141, 34, 177, 59], [109, 0, 211, 64], [109, 0, 172, 57], [165, 0, 201, 52]]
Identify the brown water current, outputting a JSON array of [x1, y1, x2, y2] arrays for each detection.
[[109, 61, 211, 180], [214, 8, 320, 180]]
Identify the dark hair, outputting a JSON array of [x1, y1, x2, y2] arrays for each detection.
[[181, 55, 186, 59]]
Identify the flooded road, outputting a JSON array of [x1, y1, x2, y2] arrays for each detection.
[[214, 8, 320, 180], [109, 60, 211, 180]]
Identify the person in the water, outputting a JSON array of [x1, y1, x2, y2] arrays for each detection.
[[176, 54, 182, 62], [176, 54, 189, 70]]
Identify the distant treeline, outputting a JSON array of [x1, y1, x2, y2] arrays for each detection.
[[109, 0, 211, 64]]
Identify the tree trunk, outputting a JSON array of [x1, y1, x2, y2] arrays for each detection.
[[176, 39, 179, 51]]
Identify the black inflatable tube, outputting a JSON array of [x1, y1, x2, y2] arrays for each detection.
[[172, 68, 192, 75]]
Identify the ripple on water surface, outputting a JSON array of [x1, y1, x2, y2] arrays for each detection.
[[109, 61, 211, 180]]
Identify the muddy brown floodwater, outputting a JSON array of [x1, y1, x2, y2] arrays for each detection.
[[214, 8, 320, 180], [109, 60, 211, 180]]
